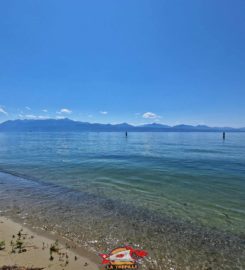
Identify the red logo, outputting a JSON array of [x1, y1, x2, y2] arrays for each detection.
[[100, 246, 148, 269]]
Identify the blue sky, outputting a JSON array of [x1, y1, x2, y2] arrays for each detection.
[[0, 0, 244, 127]]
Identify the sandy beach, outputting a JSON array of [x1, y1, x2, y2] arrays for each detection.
[[0, 216, 100, 270]]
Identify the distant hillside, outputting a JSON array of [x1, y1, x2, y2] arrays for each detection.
[[0, 119, 243, 132]]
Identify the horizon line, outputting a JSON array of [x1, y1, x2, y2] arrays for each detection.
[[1, 118, 244, 129]]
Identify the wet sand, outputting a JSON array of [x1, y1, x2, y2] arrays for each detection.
[[0, 216, 100, 270]]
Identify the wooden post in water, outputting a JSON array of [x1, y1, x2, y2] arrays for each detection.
[[125, 131, 128, 137], [223, 132, 226, 140]]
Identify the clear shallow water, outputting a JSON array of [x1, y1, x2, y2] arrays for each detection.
[[0, 132, 244, 269]]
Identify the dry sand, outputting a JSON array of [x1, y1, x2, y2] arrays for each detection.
[[0, 217, 100, 270]]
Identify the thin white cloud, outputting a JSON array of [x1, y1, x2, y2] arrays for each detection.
[[25, 106, 31, 110], [56, 116, 65, 119], [23, 114, 48, 120], [36, 115, 48, 119], [100, 111, 108, 115], [25, 114, 36, 119], [142, 112, 160, 119], [0, 107, 8, 115], [57, 108, 72, 114], [42, 109, 48, 113]]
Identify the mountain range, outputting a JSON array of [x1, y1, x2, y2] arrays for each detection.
[[0, 118, 244, 132]]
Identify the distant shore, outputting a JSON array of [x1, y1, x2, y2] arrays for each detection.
[[0, 216, 100, 270], [0, 118, 244, 132]]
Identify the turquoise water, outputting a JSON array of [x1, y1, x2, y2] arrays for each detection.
[[0, 132, 244, 269]]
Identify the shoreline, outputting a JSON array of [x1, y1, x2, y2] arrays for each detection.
[[0, 216, 101, 270], [1, 170, 245, 269]]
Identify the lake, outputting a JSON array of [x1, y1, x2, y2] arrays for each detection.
[[0, 132, 244, 269]]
